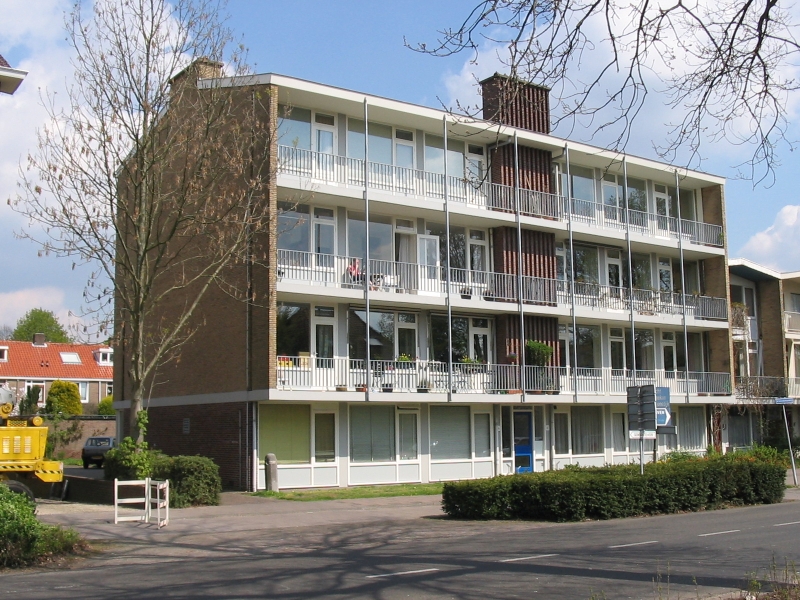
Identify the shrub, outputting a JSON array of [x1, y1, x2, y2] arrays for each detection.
[[97, 395, 114, 416], [525, 340, 554, 366], [0, 484, 82, 567], [45, 380, 82, 416], [18, 385, 40, 415], [153, 455, 222, 508], [442, 456, 786, 521], [104, 437, 156, 480]]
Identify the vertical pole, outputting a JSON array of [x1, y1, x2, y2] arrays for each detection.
[[623, 157, 637, 388], [514, 133, 526, 398], [363, 99, 371, 401], [784, 405, 798, 485], [443, 117, 453, 400], [674, 170, 690, 405], [564, 145, 579, 402]]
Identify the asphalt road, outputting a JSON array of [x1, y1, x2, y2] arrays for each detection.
[[9, 497, 800, 599]]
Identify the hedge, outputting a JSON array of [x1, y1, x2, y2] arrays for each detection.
[[442, 456, 786, 521]]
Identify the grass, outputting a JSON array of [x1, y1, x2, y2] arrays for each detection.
[[252, 482, 444, 501]]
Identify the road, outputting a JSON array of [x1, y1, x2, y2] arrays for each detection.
[[7, 494, 800, 599]]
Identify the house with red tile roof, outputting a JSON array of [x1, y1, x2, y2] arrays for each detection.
[[0, 335, 113, 412]]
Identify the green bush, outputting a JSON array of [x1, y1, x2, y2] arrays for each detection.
[[0, 484, 82, 567], [442, 455, 786, 521], [45, 380, 82, 416], [97, 394, 114, 416], [105, 442, 221, 508]]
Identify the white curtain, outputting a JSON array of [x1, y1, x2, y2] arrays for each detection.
[[678, 406, 706, 450], [571, 406, 603, 454]]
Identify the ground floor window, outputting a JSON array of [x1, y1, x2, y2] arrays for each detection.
[[553, 411, 569, 454], [430, 405, 470, 459], [474, 412, 491, 458], [314, 413, 336, 462], [260, 404, 311, 464], [350, 405, 395, 462], [398, 411, 418, 460], [727, 409, 752, 448], [612, 412, 627, 452], [678, 406, 705, 450], [571, 406, 603, 454]]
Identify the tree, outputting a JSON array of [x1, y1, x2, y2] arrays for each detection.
[[0, 324, 12, 340], [45, 380, 83, 416], [11, 309, 71, 343], [18, 386, 41, 416], [412, 0, 800, 183], [98, 395, 114, 416], [11, 0, 276, 442]]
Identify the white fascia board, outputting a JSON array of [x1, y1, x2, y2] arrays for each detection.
[[729, 257, 786, 281], [0, 66, 27, 95], [203, 72, 725, 187]]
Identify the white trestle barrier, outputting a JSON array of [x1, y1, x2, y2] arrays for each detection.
[[114, 478, 170, 528]]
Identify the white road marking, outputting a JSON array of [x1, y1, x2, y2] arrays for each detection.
[[774, 521, 800, 527], [499, 553, 559, 563], [698, 530, 740, 537], [366, 568, 440, 579], [608, 541, 658, 548]]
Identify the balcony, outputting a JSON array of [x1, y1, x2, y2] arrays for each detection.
[[735, 376, 800, 400], [277, 249, 728, 320], [276, 357, 732, 396], [278, 145, 724, 248], [785, 311, 800, 334]]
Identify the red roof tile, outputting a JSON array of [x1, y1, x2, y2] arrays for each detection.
[[0, 341, 112, 381], [0, 54, 10, 69]]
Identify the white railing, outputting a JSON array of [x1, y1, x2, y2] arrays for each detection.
[[785, 311, 800, 333], [276, 357, 731, 396], [278, 145, 724, 248]]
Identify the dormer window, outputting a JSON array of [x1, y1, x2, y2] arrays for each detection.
[[0, 347, 7, 362], [60, 352, 82, 365], [96, 349, 113, 365]]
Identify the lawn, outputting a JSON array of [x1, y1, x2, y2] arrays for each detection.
[[252, 482, 443, 501]]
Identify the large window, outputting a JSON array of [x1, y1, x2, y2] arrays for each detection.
[[678, 406, 706, 450], [426, 222, 466, 270], [474, 413, 492, 458], [625, 329, 655, 371], [314, 413, 336, 463], [430, 406, 471, 459], [347, 119, 393, 164], [612, 413, 627, 452], [398, 411, 418, 460], [553, 412, 570, 454], [571, 406, 603, 454], [349, 310, 395, 361], [563, 165, 595, 201], [566, 325, 600, 369], [572, 245, 599, 284], [350, 405, 395, 462], [430, 315, 468, 363], [260, 405, 311, 464], [627, 177, 647, 212], [727, 410, 752, 448], [277, 203, 310, 252], [347, 211, 393, 261], [277, 303, 310, 357], [278, 106, 311, 149]]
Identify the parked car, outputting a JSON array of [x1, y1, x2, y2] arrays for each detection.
[[81, 436, 116, 469]]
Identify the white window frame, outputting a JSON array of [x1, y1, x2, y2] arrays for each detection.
[[77, 381, 89, 404], [0, 346, 7, 362]]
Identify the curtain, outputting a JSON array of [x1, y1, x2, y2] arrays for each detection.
[[571, 406, 603, 454], [350, 406, 395, 462], [612, 413, 626, 452], [678, 406, 706, 450], [474, 413, 491, 458], [430, 406, 470, 459]]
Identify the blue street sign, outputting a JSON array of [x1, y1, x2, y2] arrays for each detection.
[[775, 398, 794, 405], [656, 387, 671, 427]]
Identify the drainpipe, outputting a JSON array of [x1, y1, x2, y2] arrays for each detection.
[[443, 116, 453, 401], [623, 157, 637, 388], [564, 144, 579, 403], [675, 170, 690, 404], [514, 133, 526, 401], [364, 99, 371, 402]]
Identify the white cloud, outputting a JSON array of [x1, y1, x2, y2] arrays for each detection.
[[738, 205, 800, 270], [0, 287, 69, 328]]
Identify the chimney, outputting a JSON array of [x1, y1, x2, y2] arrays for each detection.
[[169, 57, 225, 91], [480, 73, 550, 134], [32, 333, 46, 346]]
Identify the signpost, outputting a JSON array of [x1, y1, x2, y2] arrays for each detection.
[[628, 385, 657, 474], [655, 386, 676, 435], [775, 398, 798, 486]]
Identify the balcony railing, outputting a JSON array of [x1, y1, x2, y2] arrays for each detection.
[[735, 376, 788, 400], [278, 145, 724, 248], [278, 250, 728, 320], [785, 311, 800, 333], [276, 357, 732, 396]]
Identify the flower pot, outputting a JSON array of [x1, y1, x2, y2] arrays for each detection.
[[460, 294, 471, 300], [417, 388, 429, 393], [356, 386, 367, 393], [335, 386, 347, 392], [382, 387, 394, 393]]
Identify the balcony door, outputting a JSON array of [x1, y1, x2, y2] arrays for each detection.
[[313, 306, 336, 376], [513, 411, 533, 473], [417, 235, 440, 294], [313, 113, 336, 179], [662, 331, 677, 381], [654, 184, 677, 233]]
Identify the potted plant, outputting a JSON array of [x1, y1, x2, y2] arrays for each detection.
[[355, 383, 368, 392], [417, 379, 430, 393], [507, 353, 518, 365], [482, 289, 495, 301], [335, 384, 348, 392], [382, 383, 394, 393], [525, 340, 556, 393], [460, 286, 472, 300]]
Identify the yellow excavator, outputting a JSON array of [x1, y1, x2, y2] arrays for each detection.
[[0, 398, 63, 503]]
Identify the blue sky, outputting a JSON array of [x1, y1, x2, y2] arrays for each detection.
[[1, 0, 799, 333]]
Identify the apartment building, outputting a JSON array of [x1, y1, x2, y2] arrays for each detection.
[[121, 63, 738, 491], [729, 259, 800, 448]]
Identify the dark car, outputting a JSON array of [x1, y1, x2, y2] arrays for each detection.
[[82, 436, 116, 468]]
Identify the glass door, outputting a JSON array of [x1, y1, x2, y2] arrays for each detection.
[[312, 207, 335, 273], [658, 257, 674, 309], [654, 184, 676, 233], [313, 306, 336, 385], [513, 411, 533, 473], [468, 230, 488, 292], [602, 174, 623, 223], [417, 235, 440, 294], [662, 331, 677, 382], [607, 249, 622, 302], [395, 129, 415, 193], [313, 113, 336, 179]]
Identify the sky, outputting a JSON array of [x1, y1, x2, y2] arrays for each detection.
[[1, 0, 799, 334]]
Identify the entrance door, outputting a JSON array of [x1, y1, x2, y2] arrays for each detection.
[[513, 411, 533, 473], [417, 235, 440, 294]]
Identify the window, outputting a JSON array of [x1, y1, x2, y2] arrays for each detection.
[[0, 347, 7, 362], [105, 383, 113, 397], [350, 405, 395, 462], [60, 352, 81, 365], [502, 406, 512, 458], [474, 413, 492, 458], [349, 310, 395, 361], [625, 329, 655, 371], [259, 405, 311, 464], [78, 382, 89, 404], [347, 211, 392, 261], [278, 105, 311, 150], [25, 381, 45, 405], [424, 135, 469, 177], [553, 412, 570, 454], [314, 413, 335, 462], [792, 293, 800, 313], [430, 406, 471, 459], [612, 413, 627, 452], [278, 202, 310, 252], [571, 406, 603, 454], [563, 165, 595, 202], [572, 245, 599, 284], [728, 410, 751, 448], [398, 411, 418, 460], [277, 303, 310, 358], [96, 349, 113, 365], [627, 177, 647, 212], [678, 406, 705, 450]]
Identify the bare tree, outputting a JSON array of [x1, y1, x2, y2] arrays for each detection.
[[11, 0, 276, 442], [0, 325, 12, 340], [410, 0, 800, 183]]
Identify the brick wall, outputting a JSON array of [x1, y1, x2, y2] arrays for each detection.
[[492, 227, 557, 279], [489, 144, 552, 191], [495, 315, 560, 365], [758, 279, 786, 377], [481, 74, 550, 134], [147, 401, 253, 490]]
